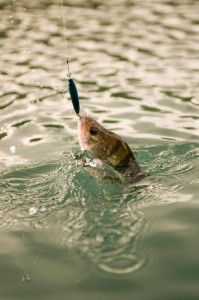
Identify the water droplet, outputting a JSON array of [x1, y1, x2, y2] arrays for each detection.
[[29, 207, 38, 215], [10, 146, 16, 154], [22, 273, 31, 282]]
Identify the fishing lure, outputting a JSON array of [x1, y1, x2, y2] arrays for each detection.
[[67, 74, 80, 115]]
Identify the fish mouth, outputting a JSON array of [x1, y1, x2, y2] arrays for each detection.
[[77, 115, 89, 151], [78, 115, 84, 130], [78, 115, 87, 137], [78, 115, 89, 130]]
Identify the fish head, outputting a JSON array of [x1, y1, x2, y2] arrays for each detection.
[[78, 115, 107, 155], [77, 115, 137, 169]]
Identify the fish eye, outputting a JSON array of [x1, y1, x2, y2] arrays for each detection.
[[90, 127, 98, 135]]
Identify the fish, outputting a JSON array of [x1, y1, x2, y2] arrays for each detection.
[[78, 115, 141, 177]]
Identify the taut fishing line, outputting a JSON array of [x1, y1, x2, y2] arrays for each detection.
[[60, 0, 80, 115]]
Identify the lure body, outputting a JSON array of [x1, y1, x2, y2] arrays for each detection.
[[78, 115, 140, 176], [68, 77, 80, 115]]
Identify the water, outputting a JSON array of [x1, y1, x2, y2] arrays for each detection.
[[0, 0, 199, 299]]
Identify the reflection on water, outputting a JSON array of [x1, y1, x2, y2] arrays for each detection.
[[0, 0, 199, 298]]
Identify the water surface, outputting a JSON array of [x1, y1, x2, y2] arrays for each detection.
[[0, 0, 199, 299]]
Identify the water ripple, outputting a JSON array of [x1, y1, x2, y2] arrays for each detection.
[[0, 0, 199, 281]]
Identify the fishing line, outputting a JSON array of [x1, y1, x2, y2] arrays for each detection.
[[60, 0, 80, 115], [60, 0, 70, 75]]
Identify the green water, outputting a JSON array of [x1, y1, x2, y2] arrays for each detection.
[[0, 0, 199, 299]]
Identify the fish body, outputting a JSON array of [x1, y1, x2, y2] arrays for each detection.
[[78, 115, 140, 176]]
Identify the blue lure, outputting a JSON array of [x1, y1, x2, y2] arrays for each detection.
[[68, 75, 80, 115]]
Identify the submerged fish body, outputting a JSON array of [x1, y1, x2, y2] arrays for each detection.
[[78, 115, 140, 176]]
